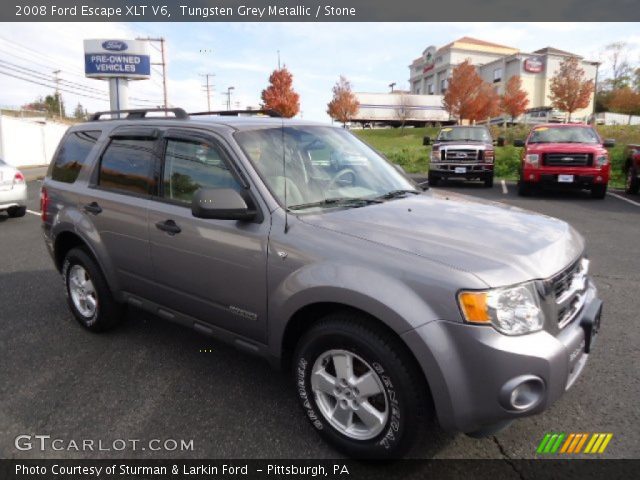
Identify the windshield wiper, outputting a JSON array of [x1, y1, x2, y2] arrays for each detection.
[[376, 189, 421, 200], [288, 197, 382, 211]]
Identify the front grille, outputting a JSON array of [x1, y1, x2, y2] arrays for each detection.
[[442, 149, 479, 162], [544, 153, 593, 167], [550, 257, 589, 329]]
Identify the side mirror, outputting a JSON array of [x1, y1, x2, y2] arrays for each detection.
[[603, 139, 615, 148], [191, 188, 256, 221], [496, 137, 505, 147], [513, 139, 525, 147], [423, 136, 431, 146]]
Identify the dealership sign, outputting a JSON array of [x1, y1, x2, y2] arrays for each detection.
[[83, 39, 150, 79], [524, 57, 544, 73]]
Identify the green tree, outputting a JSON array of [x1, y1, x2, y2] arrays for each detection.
[[73, 102, 86, 120]]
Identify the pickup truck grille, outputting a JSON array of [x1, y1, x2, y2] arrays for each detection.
[[544, 153, 593, 167], [441, 149, 480, 162], [551, 257, 589, 329]]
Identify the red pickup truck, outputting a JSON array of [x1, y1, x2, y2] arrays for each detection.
[[514, 124, 615, 199], [624, 144, 640, 194]]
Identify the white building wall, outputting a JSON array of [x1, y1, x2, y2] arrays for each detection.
[[0, 115, 68, 167]]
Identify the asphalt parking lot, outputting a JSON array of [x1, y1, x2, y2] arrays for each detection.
[[1, 179, 638, 461]]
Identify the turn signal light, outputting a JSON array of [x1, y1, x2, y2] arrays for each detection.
[[458, 292, 491, 323]]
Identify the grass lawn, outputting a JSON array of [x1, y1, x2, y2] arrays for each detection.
[[354, 125, 640, 189]]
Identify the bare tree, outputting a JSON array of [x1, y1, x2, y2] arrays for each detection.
[[395, 92, 411, 129], [604, 42, 632, 89]]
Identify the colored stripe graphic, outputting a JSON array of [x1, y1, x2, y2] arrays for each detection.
[[538, 432, 613, 454]]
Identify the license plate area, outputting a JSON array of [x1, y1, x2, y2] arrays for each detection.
[[454, 167, 467, 174], [558, 174, 574, 183]]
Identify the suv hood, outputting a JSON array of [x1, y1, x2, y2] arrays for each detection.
[[526, 143, 604, 153], [299, 192, 583, 287]]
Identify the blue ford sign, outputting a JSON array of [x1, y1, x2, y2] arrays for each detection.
[[102, 40, 128, 52], [83, 39, 150, 79]]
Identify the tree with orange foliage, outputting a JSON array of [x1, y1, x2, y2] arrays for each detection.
[[549, 57, 594, 121], [501, 76, 529, 123], [327, 76, 359, 126], [261, 66, 300, 118], [443, 60, 484, 123], [468, 83, 501, 123], [607, 87, 640, 120]]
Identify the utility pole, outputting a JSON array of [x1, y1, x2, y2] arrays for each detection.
[[200, 73, 215, 111], [52, 69, 62, 117], [225, 86, 235, 110], [136, 37, 168, 114]]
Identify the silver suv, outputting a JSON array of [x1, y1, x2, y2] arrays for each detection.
[[41, 108, 602, 459]]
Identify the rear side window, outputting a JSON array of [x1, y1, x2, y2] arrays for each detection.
[[51, 130, 101, 183], [98, 138, 156, 195]]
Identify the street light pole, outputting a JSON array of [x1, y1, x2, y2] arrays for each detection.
[[226, 86, 235, 110]]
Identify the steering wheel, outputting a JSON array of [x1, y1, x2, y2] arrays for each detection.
[[327, 168, 356, 191]]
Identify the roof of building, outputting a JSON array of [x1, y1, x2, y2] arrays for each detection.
[[533, 47, 582, 58], [439, 36, 518, 52]]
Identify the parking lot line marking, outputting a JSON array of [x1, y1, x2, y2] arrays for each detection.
[[501, 179, 508, 194], [607, 192, 640, 207], [26, 209, 40, 216]]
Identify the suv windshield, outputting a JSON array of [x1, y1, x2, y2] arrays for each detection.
[[528, 126, 600, 144], [437, 127, 491, 142], [235, 126, 416, 211]]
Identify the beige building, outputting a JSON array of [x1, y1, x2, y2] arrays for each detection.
[[409, 37, 599, 121]]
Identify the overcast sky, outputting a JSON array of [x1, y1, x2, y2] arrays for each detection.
[[0, 22, 638, 121]]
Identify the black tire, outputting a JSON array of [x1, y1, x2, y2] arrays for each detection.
[[7, 206, 26, 218], [484, 174, 494, 188], [625, 167, 639, 194], [293, 312, 431, 459], [62, 247, 124, 332], [591, 184, 607, 199], [427, 171, 439, 187], [517, 180, 533, 196]]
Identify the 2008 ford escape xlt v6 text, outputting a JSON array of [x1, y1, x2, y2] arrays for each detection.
[[41, 108, 603, 459]]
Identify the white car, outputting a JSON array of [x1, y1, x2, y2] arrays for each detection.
[[0, 158, 27, 218]]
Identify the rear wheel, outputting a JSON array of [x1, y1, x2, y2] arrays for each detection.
[[591, 184, 607, 199], [7, 206, 26, 218], [625, 167, 639, 194], [427, 171, 439, 186], [62, 247, 124, 331], [293, 313, 431, 459]]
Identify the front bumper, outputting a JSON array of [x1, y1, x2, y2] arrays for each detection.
[[0, 183, 27, 210], [523, 167, 609, 188], [403, 281, 601, 433], [430, 163, 493, 178]]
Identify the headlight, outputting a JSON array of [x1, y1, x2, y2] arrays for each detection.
[[484, 150, 495, 163], [431, 149, 440, 161], [458, 282, 544, 335], [525, 154, 539, 167], [596, 155, 608, 166]]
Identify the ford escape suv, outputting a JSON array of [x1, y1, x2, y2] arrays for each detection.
[[42, 108, 603, 459]]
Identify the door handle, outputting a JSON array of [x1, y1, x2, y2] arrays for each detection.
[[155, 219, 181, 235], [83, 202, 102, 215]]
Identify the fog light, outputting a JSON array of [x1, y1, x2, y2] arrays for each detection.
[[500, 375, 545, 412], [529, 174, 535, 181], [596, 176, 603, 182]]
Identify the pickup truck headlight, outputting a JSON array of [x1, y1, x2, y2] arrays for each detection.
[[431, 149, 440, 161], [525, 154, 539, 167], [458, 282, 544, 335], [596, 155, 608, 166], [485, 150, 495, 163]]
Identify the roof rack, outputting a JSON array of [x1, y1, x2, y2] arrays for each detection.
[[190, 109, 283, 118], [89, 108, 189, 121]]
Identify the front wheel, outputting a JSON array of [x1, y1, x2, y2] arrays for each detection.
[[626, 167, 639, 194], [7, 206, 26, 218], [517, 180, 533, 196], [484, 174, 494, 188], [427, 171, 439, 186], [591, 184, 607, 199], [293, 313, 431, 459]]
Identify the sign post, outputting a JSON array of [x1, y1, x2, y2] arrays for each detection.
[[83, 39, 151, 117]]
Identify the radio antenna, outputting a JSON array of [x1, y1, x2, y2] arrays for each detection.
[[281, 116, 289, 233]]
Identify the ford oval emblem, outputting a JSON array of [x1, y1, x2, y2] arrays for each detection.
[[102, 40, 128, 52]]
